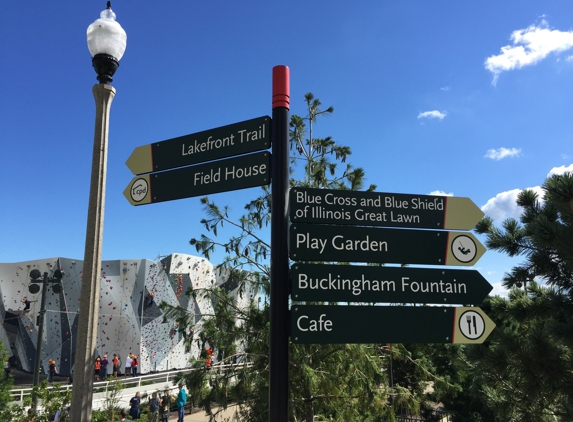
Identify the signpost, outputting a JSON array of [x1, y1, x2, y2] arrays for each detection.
[[291, 263, 493, 304], [289, 223, 486, 266], [123, 151, 270, 206], [291, 305, 495, 344], [126, 116, 271, 175], [122, 67, 494, 421], [290, 187, 484, 230]]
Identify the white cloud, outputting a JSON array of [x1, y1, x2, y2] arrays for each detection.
[[482, 164, 573, 223], [490, 282, 509, 298], [484, 147, 521, 160], [440, 86, 451, 91], [481, 186, 544, 223], [417, 110, 447, 120], [547, 163, 573, 177], [485, 20, 573, 85], [428, 190, 453, 196]]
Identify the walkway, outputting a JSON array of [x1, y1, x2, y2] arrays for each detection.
[[10, 365, 245, 422]]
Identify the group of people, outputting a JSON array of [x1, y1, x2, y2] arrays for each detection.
[[44, 351, 141, 384], [93, 352, 140, 380], [127, 385, 187, 422]]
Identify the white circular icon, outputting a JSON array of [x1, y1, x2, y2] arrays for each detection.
[[130, 178, 149, 202], [451, 234, 477, 263], [458, 310, 485, 340]]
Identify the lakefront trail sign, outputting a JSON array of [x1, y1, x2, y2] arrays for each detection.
[[290, 187, 484, 230], [291, 305, 496, 344], [289, 223, 486, 266], [291, 263, 493, 304], [126, 116, 271, 175]]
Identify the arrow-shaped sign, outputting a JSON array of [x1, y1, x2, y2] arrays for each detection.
[[291, 305, 495, 344], [291, 264, 493, 304], [126, 116, 271, 175], [123, 152, 270, 206], [289, 223, 486, 266], [290, 187, 484, 230]]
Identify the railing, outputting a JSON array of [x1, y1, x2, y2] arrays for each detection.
[[10, 362, 251, 405]]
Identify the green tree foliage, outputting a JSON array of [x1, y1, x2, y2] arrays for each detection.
[[289, 93, 375, 191], [0, 342, 18, 422], [160, 94, 429, 421], [440, 172, 573, 421]]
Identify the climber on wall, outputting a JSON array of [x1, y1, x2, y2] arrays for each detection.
[[145, 292, 155, 309]]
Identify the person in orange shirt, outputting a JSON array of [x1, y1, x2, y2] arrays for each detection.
[[94, 357, 101, 380]]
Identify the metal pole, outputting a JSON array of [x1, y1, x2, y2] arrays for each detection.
[[70, 83, 115, 422], [269, 65, 290, 422], [32, 272, 49, 407]]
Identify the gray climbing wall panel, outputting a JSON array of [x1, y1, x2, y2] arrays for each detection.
[[0, 253, 248, 376]]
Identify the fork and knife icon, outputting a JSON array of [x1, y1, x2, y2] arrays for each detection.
[[466, 314, 477, 335]]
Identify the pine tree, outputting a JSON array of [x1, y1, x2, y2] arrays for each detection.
[[161, 94, 427, 421], [441, 172, 573, 421]]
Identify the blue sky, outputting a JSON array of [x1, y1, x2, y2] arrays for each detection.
[[2, 1, 573, 297]]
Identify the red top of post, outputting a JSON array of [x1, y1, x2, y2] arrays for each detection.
[[272, 65, 290, 110]]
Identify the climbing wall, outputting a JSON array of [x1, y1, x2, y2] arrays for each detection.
[[0, 253, 237, 376]]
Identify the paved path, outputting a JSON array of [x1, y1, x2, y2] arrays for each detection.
[[11, 369, 240, 421]]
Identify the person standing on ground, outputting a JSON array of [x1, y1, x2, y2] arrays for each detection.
[[125, 353, 132, 377], [129, 391, 142, 419], [94, 357, 101, 381], [48, 359, 57, 383], [112, 354, 119, 377], [148, 391, 160, 422], [176, 384, 187, 422], [101, 354, 109, 380], [131, 354, 139, 377], [160, 390, 171, 422], [4, 358, 10, 380]]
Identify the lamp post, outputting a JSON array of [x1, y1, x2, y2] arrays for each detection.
[[29, 269, 63, 408], [70, 3, 126, 421]]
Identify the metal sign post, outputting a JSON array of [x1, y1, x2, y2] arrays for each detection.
[[269, 65, 290, 422]]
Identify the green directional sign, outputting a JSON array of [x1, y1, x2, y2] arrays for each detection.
[[291, 305, 495, 344], [126, 116, 271, 175], [291, 264, 493, 304], [123, 152, 270, 206], [289, 223, 486, 266], [290, 187, 484, 230]]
